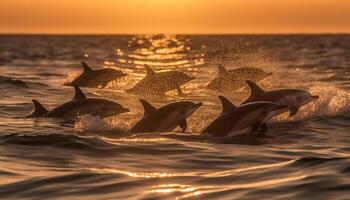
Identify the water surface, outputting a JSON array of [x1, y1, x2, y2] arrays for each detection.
[[0, 34, 350, 199]]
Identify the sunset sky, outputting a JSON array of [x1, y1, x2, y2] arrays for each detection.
[[1, 0, 350, 34]]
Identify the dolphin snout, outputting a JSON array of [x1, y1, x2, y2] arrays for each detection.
[[189, 76, 196, 81], [118, 107, 130, 113], [192, 102, 203, 110], [120, 72, 128, 77], [186, 102, 203, 115], [122, 107, 130, 113], [196, 102, 203, 107], [312, 95, 319, 100]]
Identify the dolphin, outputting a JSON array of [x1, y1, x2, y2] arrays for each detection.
[[242, 80, 319, 117], [130, 99, 203, 133], [207, 64, 272, 92], [25, 86, 129, 120], [64, 62, 127, 88], [202, 96, 287, 137], [127, 65, 195, 96]]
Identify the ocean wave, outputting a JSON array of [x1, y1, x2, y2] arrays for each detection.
[[0, 133, 117, 152], [1, 35, 350, 199], [0, 75, 28, 88]]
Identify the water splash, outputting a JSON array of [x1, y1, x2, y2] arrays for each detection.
[[63, 70, 81, 85], [274, 84, 350, 122], [73, 115, 115, 133]]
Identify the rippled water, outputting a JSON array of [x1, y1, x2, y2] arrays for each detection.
[[1, 34, 350, 199]]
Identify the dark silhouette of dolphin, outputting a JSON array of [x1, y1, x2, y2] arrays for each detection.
[[242, 80, 319, 117], [202, 96, 287, 137], [130, 99, 202, 133], [127, 65, 195, 96], [25, 86, 129, 120], [64, 62, 126, 88], [207, 64, 272, 92]]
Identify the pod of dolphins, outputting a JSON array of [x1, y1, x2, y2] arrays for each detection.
[[25, 62, 320, 138]]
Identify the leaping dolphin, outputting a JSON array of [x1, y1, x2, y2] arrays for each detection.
[[127, 65, 195, 96], [242, 80, 319, 117], [202, 96, 287, 137], [207, 64, 272, 92], [25, 86, 129, 120], [64, 62, 127, 88], [130, 99, 202, 133]]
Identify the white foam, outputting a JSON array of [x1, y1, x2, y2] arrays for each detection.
[[275, 84, 350, 122], [73, 113, 138, 134], [73, 115, 115, 133]]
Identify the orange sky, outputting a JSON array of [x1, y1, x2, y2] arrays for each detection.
[[1, 0, 350, 34]]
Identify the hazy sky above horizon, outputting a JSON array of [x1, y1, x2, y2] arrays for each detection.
[[1, 0, 350, 34]]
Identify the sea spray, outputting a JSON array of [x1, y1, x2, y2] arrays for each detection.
[[73, 115, 115, 133]]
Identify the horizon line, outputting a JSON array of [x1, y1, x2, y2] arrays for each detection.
[[0, 32, 350, 36]]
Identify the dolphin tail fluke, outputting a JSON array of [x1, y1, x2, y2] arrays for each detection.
[[81, 61, 94, 74], [139, 99, 157, 117], [26, 99, 49, 117], [218, 96, 236, 114], [179, 119, 187, 133], [217, 64, 229, 77], [246, 80, 265, 97], [73, 86, 87, 100], [144, 65, 156, 76]]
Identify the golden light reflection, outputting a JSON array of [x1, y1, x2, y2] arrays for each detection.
[[179, 175, 307, 199], [88, 168, 194, 178], [128, 53, 187, 61], [120, 34, 204, 70], [87, 159, 308, 200], [208, 160, 295, 177], [152, 184, 196, 194], [104, 137, 167, 143], [88, 159, 299, 179], [110, 34, 204, 92], [149, 173, 307, 200], [77, 132, 168, 143], [132, 60, 191, 67]]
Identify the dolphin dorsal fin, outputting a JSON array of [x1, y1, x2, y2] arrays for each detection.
[[246, 80, 265, 98], [26, 99, 49, 117], [217, 64, 229, 77], [73, 86, 87, 100], [139, 99, 157, 117], [81, 61, 94, 74], [32, 99, 49, 113], [218, 96, 236, 114], [145, 65, 156, 77]]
